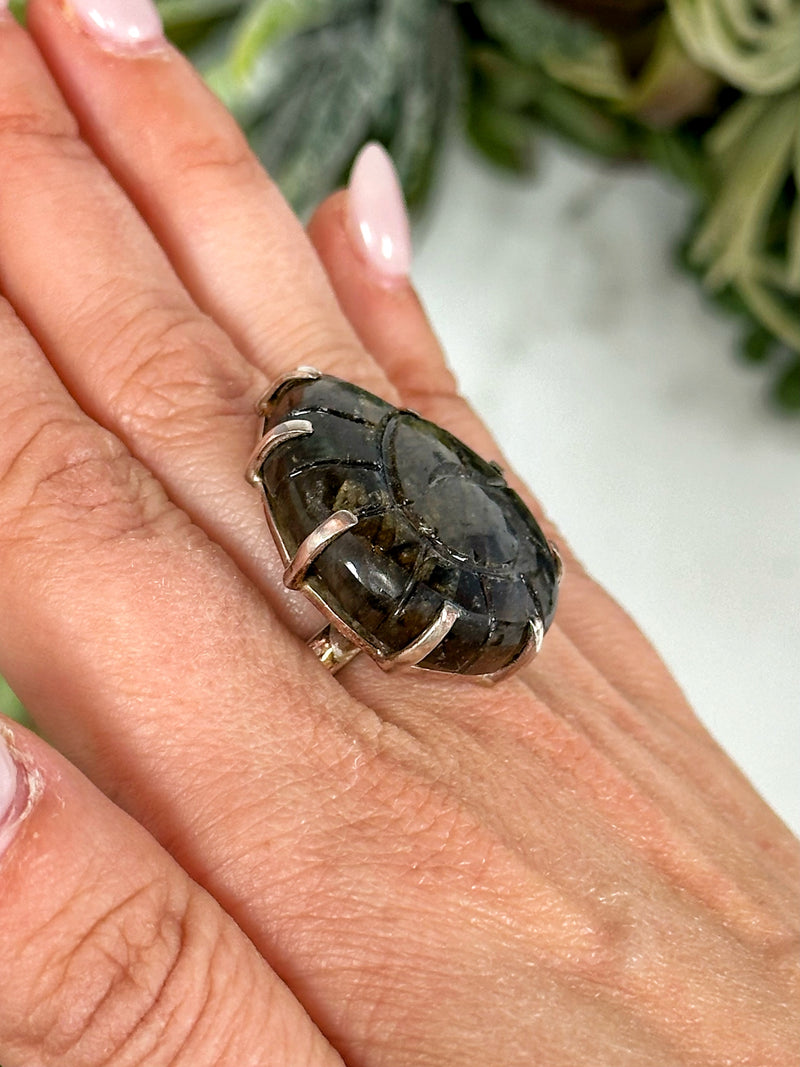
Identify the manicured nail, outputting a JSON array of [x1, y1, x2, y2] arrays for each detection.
[[67, 0, 165, 52], [0, 726, 40, 859], [348, 142, 412, 282]]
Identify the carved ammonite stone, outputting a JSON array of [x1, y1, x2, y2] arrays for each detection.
[[252, 371, 560, 678]]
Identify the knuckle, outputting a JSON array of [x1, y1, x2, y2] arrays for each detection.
[[0, 416, 172, 547], [74, 290, 255, 431], [164, 123, 263, 189], [16, 879, 228, 1067], [273, 317, 390, 401], [121, 314, 251, 419], [0, 101, 87, 167]]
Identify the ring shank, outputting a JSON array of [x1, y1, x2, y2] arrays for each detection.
[[307, 624, 361, 674]]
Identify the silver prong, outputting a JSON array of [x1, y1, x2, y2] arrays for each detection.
[[478, 615, 544, 685], [388, 601, 461, 668], [246, 418, 313, 486], [256, 366, 321, 415], [284, 510, 358, 590], [548, 540, 564, 584]]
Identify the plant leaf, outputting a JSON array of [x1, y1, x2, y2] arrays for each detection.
[[385, 6, 461, 206], [247, 18, 378, 215], [691, 93, 799, 290], [624, 16, 719, 128], [0, 676, 31, 729], [156, 0, 242, 28], [473, 0, 628, 99], [229, 0, 368, 76], [670, 0, 800, 94]]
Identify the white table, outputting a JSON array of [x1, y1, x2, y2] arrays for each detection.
[[414, 138, 800, 837]]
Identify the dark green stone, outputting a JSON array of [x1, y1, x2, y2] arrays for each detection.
[[260, 374, 558, 675]]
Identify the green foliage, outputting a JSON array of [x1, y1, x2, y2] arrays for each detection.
[[6, 0, 800, 405], [470, 0, 629, 99], [154, 0, 800, 410], [192, 0, 459, 216], [670, 0, 800, 94], [0, 676, 31, 729], [668, 0, 800, 405]]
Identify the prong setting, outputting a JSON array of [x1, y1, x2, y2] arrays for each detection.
[[386, 602, 461, 668], [548, 541, 564, 584], [246, 418, 313, 486], [248, 371, 560, 681], [256, 367, 321, 415], [479, 615, 544, 685], [284, 510, 359, 590]]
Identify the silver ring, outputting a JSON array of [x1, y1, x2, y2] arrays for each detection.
[[247, 367, 561, 683]]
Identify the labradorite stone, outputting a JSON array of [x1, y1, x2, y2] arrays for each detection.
[[260, 374, 558, 676]]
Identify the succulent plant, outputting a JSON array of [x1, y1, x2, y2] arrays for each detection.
[[670, 0, 800, 406]]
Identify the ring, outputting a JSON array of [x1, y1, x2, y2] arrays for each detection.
[[247, 367, 561, 682]]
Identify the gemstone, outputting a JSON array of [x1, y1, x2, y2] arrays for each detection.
[[258, 373, 559, 676]]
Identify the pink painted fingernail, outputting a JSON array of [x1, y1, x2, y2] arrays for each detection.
[[0, 726, 40, 860], [68, 0, 165, 52], [348, 142, 412, 282]]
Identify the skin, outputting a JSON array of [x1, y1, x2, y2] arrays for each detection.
[[0, 3, 797, 1065]]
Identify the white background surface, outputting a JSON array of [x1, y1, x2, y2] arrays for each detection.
[[413, 139, 800, 837]]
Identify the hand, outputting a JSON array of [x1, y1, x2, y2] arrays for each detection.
[[0, 3, 797, 1065]]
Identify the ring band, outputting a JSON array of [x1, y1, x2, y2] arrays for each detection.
[[247, 367, 561, 682]]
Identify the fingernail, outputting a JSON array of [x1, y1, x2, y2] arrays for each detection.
[[0, 726, 40, 860], [348, 142, 412, 282], [67, 0, 165, 52]]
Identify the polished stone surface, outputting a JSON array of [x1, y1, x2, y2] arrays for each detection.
[[259, 374, 558, 675]]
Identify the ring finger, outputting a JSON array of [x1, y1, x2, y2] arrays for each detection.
[[0, 6, 394, 630]]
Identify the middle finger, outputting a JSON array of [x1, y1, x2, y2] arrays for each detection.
[[0, 18, 388, 631]]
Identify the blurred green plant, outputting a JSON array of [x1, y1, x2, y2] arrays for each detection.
[[0, 675, 31, 728], [150, 0, 461, 215], [146, 0, 800, 411], [6, 0, 800, 408]]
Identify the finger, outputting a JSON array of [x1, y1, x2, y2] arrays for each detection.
[[0, 292, 415, 1056], [0, 14, 347, 638], [26, 0, 394, 399], [0, 14, 388, 638], [12, 6, 580, 717], [0, 302, 661, 1066], [0, 296, 516, 1066], [307, 159, 700, 725], [307, 154, 554, 524], [0, 294, 375, 910], [307, 157, 460, 417], [0, 720, 341, 1067]]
